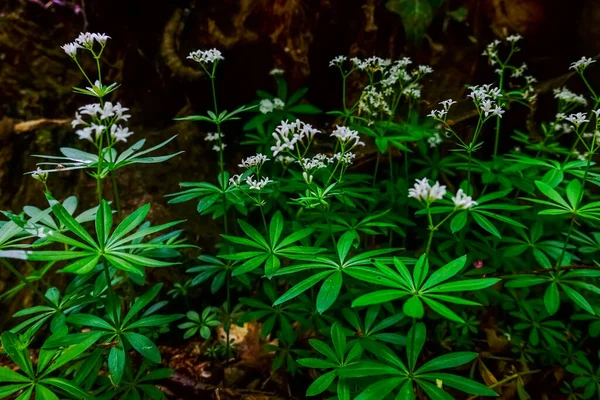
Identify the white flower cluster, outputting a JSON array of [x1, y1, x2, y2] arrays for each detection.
[[31, 167, 48, 183], [506, 34, 523, 43], [269, 68, 284, 75], [275, 155, 295, 165], [212, 143, 227, 152], [550, 114, 575, 133], [187, 49, 224, 65], [351, 56, 391, 71], [427, 99, 456, 121], [510, 63, 528, 78], [565, 112, 589, 128], [572, 149, 589, 161], [452, 189, 478, 209], [482, 40, 501, 65], [553, 87, 587, 106], [358, 85, 392, 117], [205, 132, 224, 142], [427, 132, 443, 148], [237, 175, 272, 191], [408, 178, 447, 203], [271, 120, 320, 156], [329, 55, 347, 67], [298, 156, 328, 171], [403, 85, 421, 99], [71, 102, 132, 142], [239, 154, 269, 169], [467, 84, 504, 118], [61, 32, 110, 56], [570, 57, 596, 73], [380, 58, 413, 88], [259, 98, 285, 114], [331, 126, 365, 149]]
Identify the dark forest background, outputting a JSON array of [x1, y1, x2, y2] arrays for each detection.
[[0, 0, 599, 320]]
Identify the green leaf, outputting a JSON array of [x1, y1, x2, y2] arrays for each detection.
[[337, 231, 356, 263], [416, 352, 477, 374], [316, 271, 343, 313], [269, 211, 284, 246], [306, 370, 336, 396], [403, 296, 424, 319], [107, 204, 150, 246], [0, 332, 34, 378], [273, 270, 333, 306], [46, 194, 98, 249], [287, 104, 322, 114], [108, 345, 126, 385], [421, 255, 467, 291], [534, 181, 570, 209], [352, 290, 407, 307], [472, 212, 501, 239], [331, 323, 346, 361], [561, 284, 595, 315], [123, 283, 162, 326], [543, 283, 560, 315], [407, 322, 426, 371], [238, 219, 269, 249], [413, 254, 429, 288], [421, 373, 498, 396], [422, 297, 464, 322], [67, 314, 114, 330], [35, 384, 60, 400], [450, 212, 468, 233], [566, 179, 583, 208], [41, 377, 91, 399], [0, 384, 31, 398], [385, 0, 433, 44], [124, 332, 161, 363], [95, 201, 112, 248], [0, 367, 29, 383], [355, 377, 406, 400]]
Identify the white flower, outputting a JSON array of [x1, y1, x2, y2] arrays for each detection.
[[229, 174, 242, 186], [76, 127, 94, 141], [246, 175, 273, 191], [298, 157, 327, 171], [259, 99, 274, 114], [212, 143, 227, 152], [490, 105, 505, 118], [205, 132, 224, 142], [110, 125, 134, 142], [32, 168, 48, 183], [113, 103, 131, 121], [239, 154, 269, 168], [78, 103, 101, 116], [416, 65, 433, 75], [513, 146, 521, 153], [404, 86, 421, 99], [506, 34, 522, 43], [302, 171, 313, 184], [408, 178, 446, 203], [452, 189, 478, 209], [331, 126, 364, 148], [269, 68, 284, 75], [428, 133, 443, 148], [565, 112, 589, 128], [98, 102, 116, 119], [75, 32, 96, 46], [427, 109, 447, 120], [71, 112, 86, 128], [329, 55, 347, 67], [90, 123, 105, 137], [187, 49, 224, 64], [275, 155, 295, 164], [273, 98, 285, 109], [553, 87, 587, 106], [510, 63, 527, 78], [592, 109, 600, 118], [351, 57, 370, 70], [440, 99, 456, 110], [570, 56, 596, 73], [270, 120, 321, 156], [93, 33, 110, 44], [358, 85, 391, 117], [61, 42, 81, 57], [525, 75, 537, 84]]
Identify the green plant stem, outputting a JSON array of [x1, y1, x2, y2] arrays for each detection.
[[492, 115, 502, 158], [1, 259, 51, 305], [425, 205, 434, 255], [556, 217, 575, 268]]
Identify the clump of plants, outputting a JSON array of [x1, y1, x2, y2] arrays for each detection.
[[1, 31, 600, 400]]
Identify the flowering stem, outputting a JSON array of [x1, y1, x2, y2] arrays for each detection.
[[73, 58, 94, 87], [425, 204, 434, 255]]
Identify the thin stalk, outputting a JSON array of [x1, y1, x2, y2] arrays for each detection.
[[466, 370, 541, 400], [556, 217, 575, 268]]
